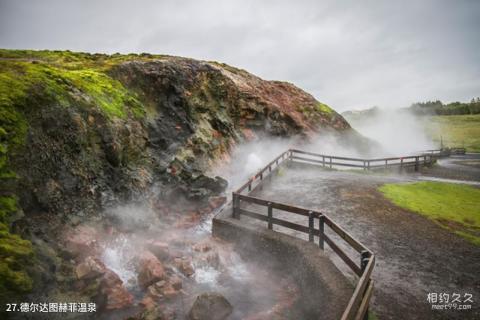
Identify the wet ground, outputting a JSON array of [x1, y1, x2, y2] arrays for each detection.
[[243, 154, 480, 320]]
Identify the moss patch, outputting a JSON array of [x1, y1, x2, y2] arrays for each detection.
[[299, 102, 334, 120], [0, 197, 34, 302], [0, 59, 145, 119], [316, 102, 333, 114], [379, 182, 480, 245]]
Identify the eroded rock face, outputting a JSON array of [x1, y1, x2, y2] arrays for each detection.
[[188, 292, 233, 320], [1, 50, 367, 311], [5, 51, 360, 222]]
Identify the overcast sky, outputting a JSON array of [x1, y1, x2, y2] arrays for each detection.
[[1, 0, 479, 111]]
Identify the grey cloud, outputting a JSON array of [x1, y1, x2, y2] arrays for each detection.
[[1, 0, 479, 111]]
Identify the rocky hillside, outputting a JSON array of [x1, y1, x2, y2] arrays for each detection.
[[0, 49, 361, 308]]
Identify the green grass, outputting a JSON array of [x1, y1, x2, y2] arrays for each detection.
[[379, 182, 480, 245], [316, 102, 334, 114], [422, 114, 480, 152]]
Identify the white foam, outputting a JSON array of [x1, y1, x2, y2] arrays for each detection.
[[101, 236, 138, 289]]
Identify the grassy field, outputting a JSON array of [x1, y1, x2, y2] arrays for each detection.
[[422, 114, 480, 152], [379, 182, 480, 246]]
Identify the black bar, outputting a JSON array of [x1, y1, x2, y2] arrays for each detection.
[[361, 250, 370, 272], [268, 202, 273, 230], [308, 211, 314, 242], [232, 192, 239, 219], [319, 215, 325, 250]]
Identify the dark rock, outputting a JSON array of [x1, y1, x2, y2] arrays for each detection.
[[188, 292, 233, 320]]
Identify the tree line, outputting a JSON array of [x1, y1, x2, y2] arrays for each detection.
[[409, 98, 480, 115]]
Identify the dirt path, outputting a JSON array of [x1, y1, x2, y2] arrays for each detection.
[[247, 164, 480, 320]]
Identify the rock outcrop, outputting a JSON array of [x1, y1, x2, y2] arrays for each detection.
[[188, 292, 233, 320], [0, 49, 367, 306]]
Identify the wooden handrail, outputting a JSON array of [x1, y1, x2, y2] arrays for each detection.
[[233, 192, 375, 320], [229, 146, 460, 319]]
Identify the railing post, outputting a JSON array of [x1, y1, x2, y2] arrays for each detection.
[[319, 215, 325, 250], [367, 161, 370, 170], [248, 181, 252, 192], [361, 250, 370, 272], [232, 193, 240, 219], [267, 202, 273, 230], [308, 211, 314, 242], [322, 156, 325, 167], [415, 156, 419, 172], [385, 159, 387, 169], [361, 250, 371, 320], [363, 161, 366, 171], [329, 157, 332, 169]]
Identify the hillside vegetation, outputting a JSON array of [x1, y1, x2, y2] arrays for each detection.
[[422, 114, 480, 152]]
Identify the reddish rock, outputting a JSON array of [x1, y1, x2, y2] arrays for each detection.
[[193, 242, 212, 253], [242, 128, 256, 141], [174, 257, 195, 277], [163, 284, 178, 300], [197, 206, 212, 216], [169, 275, 183, 290], [137, 251, 166, 288], [76, 256, 106, 280], [174, 212, 201, 228], [99, 270, 134, 310], [146, 241, 170, 261], [139, 295, 156, 311], [64, 225, 98, 258], [208, 196, 227, 210]]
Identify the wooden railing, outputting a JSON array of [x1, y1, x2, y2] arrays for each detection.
[[232, 150, 377, 320], [231, 147, 462, 319], [232, 196, 375, 320], [289, 149, 439, 171]]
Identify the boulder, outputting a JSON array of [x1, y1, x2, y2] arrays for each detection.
[[174, 257, 195, 277], [208, 196, 227, 210], [193, 242, 212, 253], [146, 241, 170, 261], [188, 292, 233, 320], [99, 270, 134, 310], [64, 225, 98, 258], [137, 251, 166, 288], [75, 256, 106, 280], [145, 279, 179, 300], [169, 275, 182, 290]]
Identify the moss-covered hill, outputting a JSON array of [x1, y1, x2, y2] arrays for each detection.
[[0, 49, 358, 303]]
